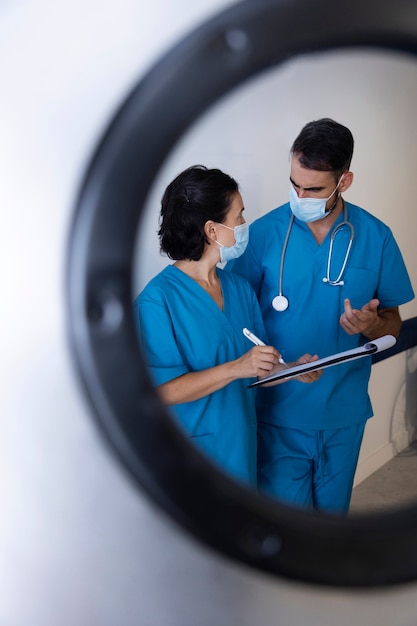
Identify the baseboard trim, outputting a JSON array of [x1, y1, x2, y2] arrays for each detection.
[[353, 442, 395, 487]]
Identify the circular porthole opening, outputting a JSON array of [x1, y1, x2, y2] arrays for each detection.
[[67, 0, 417, 587]]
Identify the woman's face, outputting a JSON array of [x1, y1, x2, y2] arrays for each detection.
[[215, 191, 246, 246], [224, 191, 245, 227]]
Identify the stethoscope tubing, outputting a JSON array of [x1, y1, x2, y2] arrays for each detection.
[[323, 219, 354, 286], [273, 201, 354, 310]]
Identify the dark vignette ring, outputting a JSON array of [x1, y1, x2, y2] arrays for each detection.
[[67, 0, 417, 587]]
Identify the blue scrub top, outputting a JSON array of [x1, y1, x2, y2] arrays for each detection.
[[227, 201, 415, 429], [134, 265, 268, 486]]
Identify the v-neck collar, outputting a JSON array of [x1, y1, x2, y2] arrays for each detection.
[[169, 264, 226, 313]]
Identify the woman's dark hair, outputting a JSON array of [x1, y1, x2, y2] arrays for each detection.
[[291, 118, 354, 179], [158, 164, 239, 261]]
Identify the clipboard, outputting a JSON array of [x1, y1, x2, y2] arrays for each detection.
[[247, 335, 396, 387]]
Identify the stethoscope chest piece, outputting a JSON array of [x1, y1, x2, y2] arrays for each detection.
[[272, 294, 289, 312]]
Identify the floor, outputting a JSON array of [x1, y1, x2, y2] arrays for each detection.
[[349, 440, 417, 514]]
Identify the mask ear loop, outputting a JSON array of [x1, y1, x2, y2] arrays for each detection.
[[326, 174, 345, 214], [212, 222, 230, 253]]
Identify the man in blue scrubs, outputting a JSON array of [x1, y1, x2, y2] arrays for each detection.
[[227, 118, 414, 513]]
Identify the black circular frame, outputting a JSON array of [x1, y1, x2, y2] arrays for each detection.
[[67, 0, 417, 587]]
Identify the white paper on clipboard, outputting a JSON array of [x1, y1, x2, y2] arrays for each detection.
[[247, 335, 396, 388]]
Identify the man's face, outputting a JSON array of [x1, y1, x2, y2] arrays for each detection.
[[289, 155, 339, 204]]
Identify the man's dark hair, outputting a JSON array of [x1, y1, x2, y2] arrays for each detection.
[[291, 118, 354, 177]]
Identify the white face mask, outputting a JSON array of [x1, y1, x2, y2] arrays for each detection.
[[215, 222, 249, 263], [289, 177, 343, 223]]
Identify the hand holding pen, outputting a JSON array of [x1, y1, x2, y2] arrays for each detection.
[[243, 328, 321, 384], [243, 328, 289, 367]]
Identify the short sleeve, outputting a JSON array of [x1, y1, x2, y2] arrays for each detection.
[[134, 293, 188, 386]]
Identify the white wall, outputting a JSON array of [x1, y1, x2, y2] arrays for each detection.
[[134, 47, 417, 487], [3, 1, 417, 624]]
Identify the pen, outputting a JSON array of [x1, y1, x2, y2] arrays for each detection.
[[242, 327, 266, 346], [242, 328, 288, 366]]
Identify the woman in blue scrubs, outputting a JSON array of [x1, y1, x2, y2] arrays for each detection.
[[135, 165, 320, 487]]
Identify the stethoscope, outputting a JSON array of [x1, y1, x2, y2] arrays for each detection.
[[271, 201, 355, 312]]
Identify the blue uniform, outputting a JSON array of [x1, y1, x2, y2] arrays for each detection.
[[134, 265, 267, 487], [228, 201, 414, 510]]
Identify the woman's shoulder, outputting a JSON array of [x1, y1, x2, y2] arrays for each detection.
[[136, 265, 176, 303]]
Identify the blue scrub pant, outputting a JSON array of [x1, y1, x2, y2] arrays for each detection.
[[257, 421, 366, 514]]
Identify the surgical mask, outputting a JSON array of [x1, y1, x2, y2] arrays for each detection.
[[215, 222, 249, 263], [289, 177, 342, 223]]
